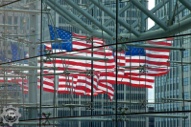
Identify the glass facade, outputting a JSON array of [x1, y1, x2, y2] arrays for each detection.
[[0, 0, 190, 127], [154, 0, 191, 127]]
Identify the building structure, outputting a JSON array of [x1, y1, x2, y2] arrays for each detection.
[[154, 0, 191, 127], [41, 0, 148, 127], [0, 0, 191, 127]]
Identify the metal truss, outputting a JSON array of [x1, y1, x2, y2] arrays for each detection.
[[44, 0, 191, 42], [0, 0, 20, 7]]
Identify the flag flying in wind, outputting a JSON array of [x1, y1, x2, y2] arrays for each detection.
[[37, 25, 116, 100], [36, 25, 172, 100], [0, 76, 28, 94], [0, 40, 28, 63]]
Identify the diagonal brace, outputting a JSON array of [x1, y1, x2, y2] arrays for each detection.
[[64, 0, 115, 37], [179, 0, 191, 12], [130, 0, 168, 30], [90, 0, 140, 37]]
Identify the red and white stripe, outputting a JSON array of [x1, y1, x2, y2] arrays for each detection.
[[114, 51, 126, 67], [0, 77, 29, 93], [37, 72, 55, 93], [42, 50, 115, 72], [57, 73, 114, 99], [37, 32, 172, 98], [125, 38, 172, 76], [42, 39, 115, 72], [99, 70, 154, 88], [57, 74, 77, 94]]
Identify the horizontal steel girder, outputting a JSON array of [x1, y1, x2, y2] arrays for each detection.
[[10, 114, 187, 125], [50, 55, 108, 61], [126, 43, 185, 50]]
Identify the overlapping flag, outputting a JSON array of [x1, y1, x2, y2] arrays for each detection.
[[0, 76, 28, 94], [0, 25, 172, 100], [36, 25, 172, 100]]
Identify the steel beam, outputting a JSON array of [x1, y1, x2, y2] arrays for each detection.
[[50, 55, 108, 61], [90, 0, 140, 37], [110, 101, 140, 104], [0, 24, 18, 27], [63, 0, 115, 37], [120, 16, 191, 42], [45, 0, 111, 39], [0, 75, 26, 77], [104, 2, 132, 26], [149, 5, 186, 30], [151, 0, 168, 13], [128, 114, 188, 119], [0, 9, 42, 13], [45, 1, 93, 34], [78, 4, 94, 19], [130, 0, 168, 30], [45, 0, 92, 33], [5, 114, 187, 126], [170, 61, 191, 64], [132, 0, 168, 30], [36, 39, 63, 44], [110, 100, 164, 105], [126, 43, 185, 50], [12, 115, 188, 125], [44, 0, 190, 42], [62, 104, 90, 108], [179, 0, 191, 12], [28, 2, 38, 121], [0, 65, 55, 70], [9, 123, 60, 125], [162, 98, 191, 102]]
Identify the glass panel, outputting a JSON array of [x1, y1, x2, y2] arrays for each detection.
[[0, 0, 190, 127]]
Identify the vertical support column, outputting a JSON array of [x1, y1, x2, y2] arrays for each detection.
[[115, 0, 119, 127], [53, 75, 58, 126], [28, 2, 38, 122], [140, 1, 147, 127]]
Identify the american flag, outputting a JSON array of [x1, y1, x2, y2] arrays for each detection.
[[125, 39, 172, 76], [37, 25, 116, 100], [0, 40, 28, 63], [123, 38, 172, 88], [0, 77, 28, 93], [36, 25, 172, 100]]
